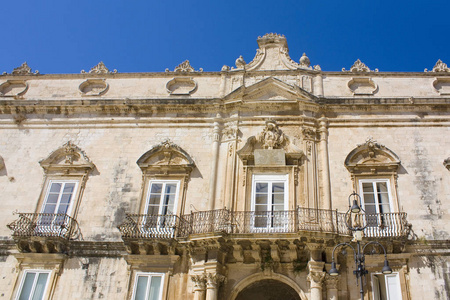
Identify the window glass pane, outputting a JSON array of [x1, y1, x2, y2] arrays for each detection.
[[57, 204, 70, 215], [63, 183, 75, 193], [378, 204, 391, 214], [362, 182, 374, 193], [148, 276, 162, 300], [42, 204, 56, 214], [255, 182, 268, 193], [272, 183, 284, 193], [150, 184, 163, 194], [254, 205, 266, 212], [60, 194, 72, 205], [19, 272, 36, 300], [272, 193, 284, 205], [49, 183, 62, 193], [363, 193, 375, 205], [134, 276, 149, 300], [272, 205, 284, 211], [255, 194, 267, 205], [376, 182, 388, 193], [31, 273, 49, 300], [164, 194, 176, 208], [165, 184, 177, 194], [148, 194, 161, 206], [364, 205, 377, 215], [147, 206, 159, 215], [46, 194, 59, 204]]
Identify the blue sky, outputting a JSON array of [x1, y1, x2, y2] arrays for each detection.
[[1, 1, 449, 74]]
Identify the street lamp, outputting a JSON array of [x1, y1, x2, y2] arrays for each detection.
[[329, 192, 392, 300]]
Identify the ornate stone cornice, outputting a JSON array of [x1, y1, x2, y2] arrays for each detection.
[[167, 60, 203, 73], [425, 59, 450, 72], [342, 59, 378, 72], [81, 62, 117, 74]]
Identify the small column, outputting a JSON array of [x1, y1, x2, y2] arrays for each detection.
[[208, 114, 221, 210], [205, 273, 226, 300], [308, 261, 325, 300], [191, 274, 207, 300], [318, 117, 331, 210], [325, 275, 339, 300]]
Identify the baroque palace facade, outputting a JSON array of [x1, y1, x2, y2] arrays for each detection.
[[0, 34, 449, 300]]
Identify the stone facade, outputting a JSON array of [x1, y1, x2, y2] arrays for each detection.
[[0, 34, 448, 300]]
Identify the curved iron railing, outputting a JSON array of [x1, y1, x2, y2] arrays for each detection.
[[118, 214, 188, 239], [7, 213, 82, 240], [118, 208, 408, 239]]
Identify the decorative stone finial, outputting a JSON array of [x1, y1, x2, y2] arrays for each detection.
[[299, 53, 310, 68], [7, 62, 39, 75], [342, 59, 378, 72], [235, 55, 246, 69], [81, 62, 117, 74], [166, 60, 203, 73], [221, 65, 230, 71], [425, 59, 450, 72]]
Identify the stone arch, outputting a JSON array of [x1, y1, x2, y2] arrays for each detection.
[[229, 273, 307, 300]]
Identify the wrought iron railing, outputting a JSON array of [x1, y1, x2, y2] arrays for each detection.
[[7, 213, 82, 240], [117, 208, 409, 240], [118, 214, 189, 239]]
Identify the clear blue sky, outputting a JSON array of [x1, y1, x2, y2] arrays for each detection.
[[1, 1, 449, 74]]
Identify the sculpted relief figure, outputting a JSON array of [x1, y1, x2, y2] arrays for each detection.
[[257, 120, 286, 149]]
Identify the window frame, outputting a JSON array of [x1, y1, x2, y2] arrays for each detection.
[[130, 272, 165, 300], [41, 180, 79, 216], [250, 174, 289, 230], [15, 269, 51, 300], [371, 272, 402, 300], [358, 178, 394, 214], [143, 180, 180, 217]]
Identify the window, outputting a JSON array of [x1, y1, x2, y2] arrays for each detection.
[[251, 174, 288, 230], [144, 181, 180, 230], [16, 270, 50, 300], [132, 273, 164, 300], [359, 179, 393, 227], [372, 273, 402, 300]]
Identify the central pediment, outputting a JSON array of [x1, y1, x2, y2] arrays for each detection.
[[223, 77, 317, 102]]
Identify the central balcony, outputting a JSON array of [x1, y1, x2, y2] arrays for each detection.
[[118, 207, 410, 243]]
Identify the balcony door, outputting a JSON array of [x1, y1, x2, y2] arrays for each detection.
[[144, 181, 180, 232], [251, 174, 288, 232], [40, 181, 78, 228]]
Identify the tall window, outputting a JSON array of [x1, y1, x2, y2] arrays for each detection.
[[251, 174, 288, 230], [42, 181, 78, 215], [359, 179, 393, 228], [372, 273, 402, 300], [145, 181, 179, 216], [132, 273, 164, 300], [16, 270, 50, 300]]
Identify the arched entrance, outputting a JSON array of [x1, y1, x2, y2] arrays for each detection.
[[235, 279, 301, 300]]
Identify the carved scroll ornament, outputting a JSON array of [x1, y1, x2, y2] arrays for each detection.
[[343, 59, 378, 72]]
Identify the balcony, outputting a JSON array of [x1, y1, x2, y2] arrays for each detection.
[[7, 213, 82, 253], [118, 208, 410, 244]]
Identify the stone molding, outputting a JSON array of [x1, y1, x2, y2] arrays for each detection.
[[347, 77, 378, 95], [78, 79, 109, 96], [4, 62, 40, 75], [166, 77, 198, 95], [166, 60, 203, 73], [444, 157, 450, 170], [425, 59, 450, 72], [0, 80, 29, 98], [432, 77, 450, 95], [81, 61, 117, 74], [344, 138, 401, 175], [342, 59, 378, 72], [39, 141, 95, 175], [233, 33, 320, 71]]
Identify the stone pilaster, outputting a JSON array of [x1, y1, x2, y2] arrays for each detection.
[[308, 261, 325, 300], [205, 273, 226, 300], [325, 275, 339, 300], [191, 274, 207, 300]]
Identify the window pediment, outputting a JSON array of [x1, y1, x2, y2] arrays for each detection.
[[137, 140, 195, 175], [345, 139, 400, 174], [39, 141, 95, 174]]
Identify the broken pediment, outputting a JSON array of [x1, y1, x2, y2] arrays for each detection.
[[237, 120, 304, 166], [232, 33, 320, 71], [223, 77, 316, 102], [39, 141, 95, 174], [137, 140, 195, 175], [345, 139, 400, 174]]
